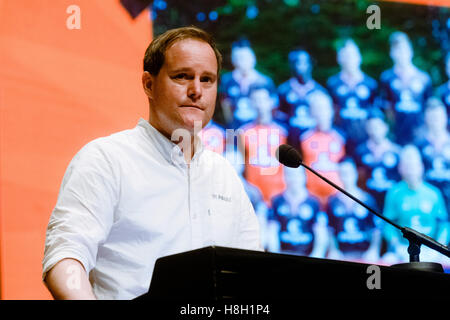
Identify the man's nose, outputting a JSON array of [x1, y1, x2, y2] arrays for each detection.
[[187, 79, 202, 101]]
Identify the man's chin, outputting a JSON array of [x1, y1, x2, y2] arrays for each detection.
[[183, 117, 210, 132]]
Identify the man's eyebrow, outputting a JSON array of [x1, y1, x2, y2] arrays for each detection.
[[169, 68, 217, 78], [169, 67, 192, 74], [202, 71, 218, 78]]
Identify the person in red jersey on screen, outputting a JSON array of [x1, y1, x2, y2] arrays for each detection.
[[300, 90, 346, 206], [42, 27, 262, 300], [238, 84, 288, 207]]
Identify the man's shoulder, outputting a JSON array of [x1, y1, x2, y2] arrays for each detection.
[[421, 181, 442, 198], [380, 68, 395, 84], [387, 181, 407, 196], [74, 126, 141, 163], [326, 73, 342, 89]]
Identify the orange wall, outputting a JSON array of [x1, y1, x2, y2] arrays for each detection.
[[0, 0, 151, 299]]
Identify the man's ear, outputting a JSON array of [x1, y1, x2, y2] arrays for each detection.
[[142, 71, 154, 99]]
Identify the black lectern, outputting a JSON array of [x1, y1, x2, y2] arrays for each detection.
[[136, 246, 450, 300]]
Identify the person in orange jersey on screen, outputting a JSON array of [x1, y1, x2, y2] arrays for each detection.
[[42, 26, 262, 300], [300, 90, 346, 206], [238, 84, 288, 207]]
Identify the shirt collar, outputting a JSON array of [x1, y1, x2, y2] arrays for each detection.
[[137, 118, 204, 166]]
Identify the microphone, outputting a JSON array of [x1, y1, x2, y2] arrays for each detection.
[[276, 144, 450, 267]]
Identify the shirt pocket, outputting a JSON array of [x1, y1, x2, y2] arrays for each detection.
[[208, 194, 237, 246]]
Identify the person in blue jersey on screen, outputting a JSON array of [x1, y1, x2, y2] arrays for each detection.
[[276, 49, 327, 146], [269, 166, 328, 258], [219, 39, 276, 129], [326, 157, 381, 263], [355, 109, 401, 212], [414, 97, 450, 219], [326, 39, 378, 157], [436, 52, 450, 123], [379, 31, 433, 146], [382, 145, 449, 264]]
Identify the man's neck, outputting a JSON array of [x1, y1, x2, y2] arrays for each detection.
[[340, 69, 363, 86], [284, 188, 307, 204], [406, 180, 422, 191], [295, 74, 310, 85], [147, 118, 196, 163]]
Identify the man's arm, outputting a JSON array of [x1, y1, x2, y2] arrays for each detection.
[[44, 258, 96, 300]]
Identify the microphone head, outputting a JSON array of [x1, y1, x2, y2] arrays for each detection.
[[276, 144, 303, 168]]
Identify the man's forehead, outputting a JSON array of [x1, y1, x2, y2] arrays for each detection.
[[164, 39, 217, 72]]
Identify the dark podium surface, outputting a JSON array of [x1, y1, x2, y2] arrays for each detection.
[[137, 246, 450, 300]]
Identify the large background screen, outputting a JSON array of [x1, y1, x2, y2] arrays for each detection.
[[150, 0, 450, 269]]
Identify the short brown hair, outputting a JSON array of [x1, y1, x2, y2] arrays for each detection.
[[143, 26, 222, 76]]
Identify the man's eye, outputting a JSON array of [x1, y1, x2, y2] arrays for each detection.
[[173, 73, 187, 79], [201, 76, 212, 83]]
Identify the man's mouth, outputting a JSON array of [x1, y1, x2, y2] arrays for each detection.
[[180, 105, 204, 111]]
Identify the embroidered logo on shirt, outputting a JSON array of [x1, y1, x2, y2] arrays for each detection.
[[212, 194, 232, 202]]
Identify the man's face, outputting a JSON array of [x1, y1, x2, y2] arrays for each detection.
[[232, 47, 256, 73], [338, 44, 361, 74], [425, 106, 447, 131], [144, 39, 218, 138], [310, 96, 333, 131], [399, 155, 423, 188], [390, 40, 413, 67], [292, 51, 311, 78], [250, 88, 274, 120], [366, 118, 388, 143], [338, 161, 358, 189], [284, 166, 306, 192]]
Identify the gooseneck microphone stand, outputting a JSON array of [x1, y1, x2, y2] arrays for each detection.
[[276, 144, 450, 272]]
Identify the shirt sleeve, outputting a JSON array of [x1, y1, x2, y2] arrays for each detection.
[[42, 140, 118, 281]]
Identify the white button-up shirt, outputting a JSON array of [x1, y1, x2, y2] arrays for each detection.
[[42, 119, 262, 299]]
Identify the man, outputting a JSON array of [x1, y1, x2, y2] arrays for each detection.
[[414, 97, 450, 216], [326, 39, 378, 157], [382, 145, 449, 264], [219, 39, 276, 129], [326, 158, 381, 263], [238, 84, 288, 206], [276, 49, 326, 144], [379, 31, 433, 146], [270, 166, 327, 258], [300, 90, 346, 205], [225, 149, 269, 250], [436, 52, 450, 123], [355, 109, 401, 211], [42, 27, 262, 300]]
